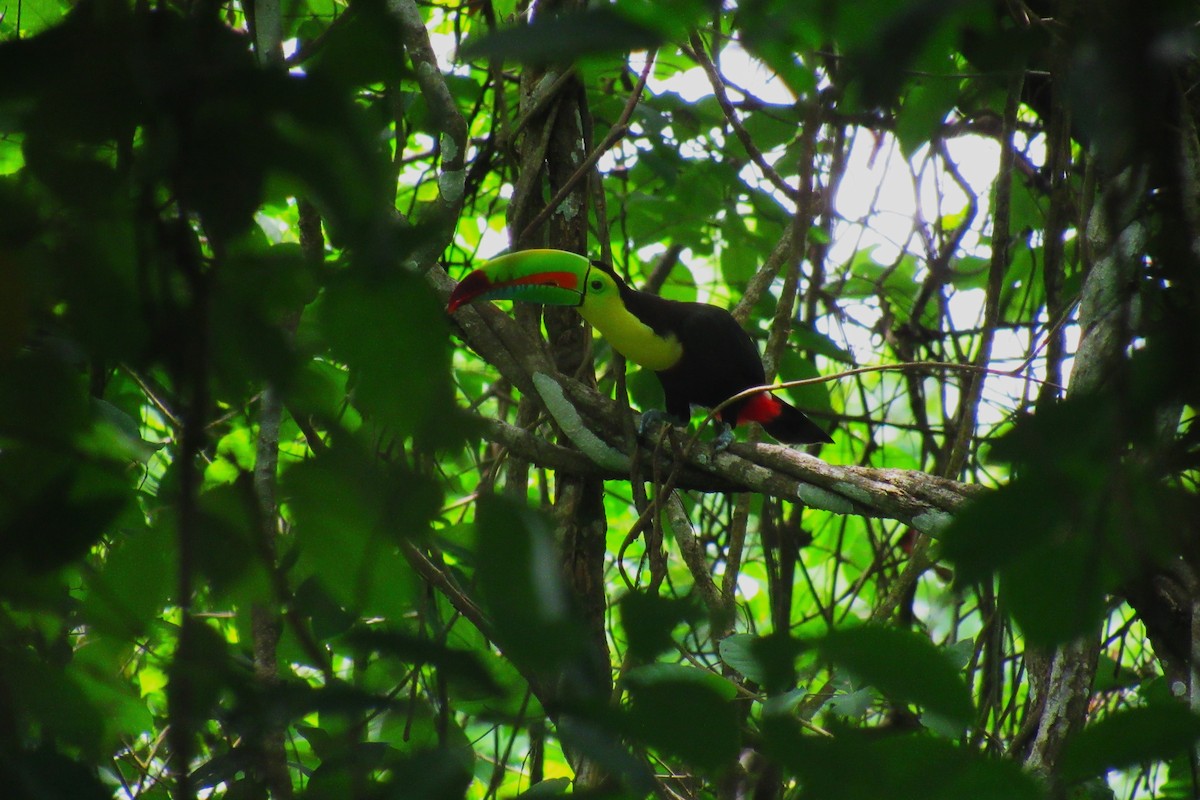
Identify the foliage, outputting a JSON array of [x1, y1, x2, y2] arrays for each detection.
[[0, 0, 1198, 799]]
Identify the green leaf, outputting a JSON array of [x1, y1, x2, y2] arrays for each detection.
[[741, 103, 804, 151], [763, 718, 1043, 800], [382, 746, 475, 800], [82, 520, 171, 638], [623, 672, 741, 772], [474, 496, 593, 678], [940, 477, 1072, 585], [1092, 654, 1144, 693], [169, 621, 237, 730], [87, 398, 161, 463], [720, 224, 760, 285], [195, 481, 272, 602], [286, 443, 429, 619], [624, 662, 738, 701], [72, 641, 156, 749], [779, 349, 835, 417], [514, 777, 572, 798], [1062, 706, 1200, 784], [1008, 172, 1045, 233], [320, 269, 453, 440], [998, 532, 1106, 647], [626, 366, 666, 415], [896, 75, 960, 157], [461, 7, 663, 63], [942, 394, 1180, 647], [0, 747, 112, 800], [817, 625, 974, 730], [836, 0, 984, 111], [949, 254, 992, 290], [789, 323, 856, 365], [209, 242, 315, 397], [611, 0, 713, 40], [5, 647, 105, 755], [557, 714, 655, 794], [737, 0, 824, 56], [345, 628, 501, 697], [941, 396, 1115, 581], [1158, 750, 1200, 799], [618, 590, 702, 661], [719, 633, 766, 683], [825, 686, 874, 719], [0, 447, 132, 575], [305, 1, 408, 87], [294, 577, 359, 642], [0, 353, 89, 444], [719, 631, 805, 693], [0, 0, 70, 37]]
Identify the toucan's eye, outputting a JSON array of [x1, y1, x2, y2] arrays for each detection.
[[590, 279, 603, 291]]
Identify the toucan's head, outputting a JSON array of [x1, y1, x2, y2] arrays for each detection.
[[447, 249, 624, 314]]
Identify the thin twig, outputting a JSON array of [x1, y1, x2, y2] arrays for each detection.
[[122, 365, 182, 429], [943, 71, 1023, 477], [685, 358, 1067, 453], [686, 31, 800, 203], [517, 51, 657, 243], [389, 0, 469, 262]]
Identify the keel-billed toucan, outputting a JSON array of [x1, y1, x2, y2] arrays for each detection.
[[448, 249, 833, 445]]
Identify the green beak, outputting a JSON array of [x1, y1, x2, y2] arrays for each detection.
[[447, 249, 592, 313]]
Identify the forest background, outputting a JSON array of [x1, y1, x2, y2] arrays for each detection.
[[1, 0, 1198, 798]]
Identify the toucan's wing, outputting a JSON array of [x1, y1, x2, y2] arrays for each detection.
[[636, 302, 764, 417]]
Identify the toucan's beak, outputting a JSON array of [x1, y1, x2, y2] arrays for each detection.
[[447, 249, 591, 313]]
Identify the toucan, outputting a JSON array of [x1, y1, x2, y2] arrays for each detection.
[[448, 249, 833, 445]]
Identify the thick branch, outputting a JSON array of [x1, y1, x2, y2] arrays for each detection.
[[472, 377, 982, 531]]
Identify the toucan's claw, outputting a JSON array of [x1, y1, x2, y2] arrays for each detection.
[[637, 408, 679, 439], [712, 422, 735, 453]]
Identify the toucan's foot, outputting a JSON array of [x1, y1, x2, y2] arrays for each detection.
[[712, 422, 735, 452], [637, 409, 681, 439]]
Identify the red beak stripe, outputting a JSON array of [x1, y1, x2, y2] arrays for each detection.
[[447, 270, 581, 313]]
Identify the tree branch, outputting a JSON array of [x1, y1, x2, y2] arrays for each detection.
[[686, 30, 800, 203], [470, 379, 982, 531], [388, 0, 468, 264], [516, 51, 656, 244]]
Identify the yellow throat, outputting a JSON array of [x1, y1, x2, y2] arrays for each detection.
[[575, 266, 682, 371]]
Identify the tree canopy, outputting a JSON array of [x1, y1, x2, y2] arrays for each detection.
[[1, 0, 1198, 798]]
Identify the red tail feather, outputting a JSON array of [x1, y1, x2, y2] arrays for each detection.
[[730, 392, 832, 445]]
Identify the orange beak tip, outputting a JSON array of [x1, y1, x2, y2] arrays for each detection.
[[447, 271, 492, 313]]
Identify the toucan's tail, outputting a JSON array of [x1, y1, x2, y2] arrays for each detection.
[[735, 392, 833, 445]]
